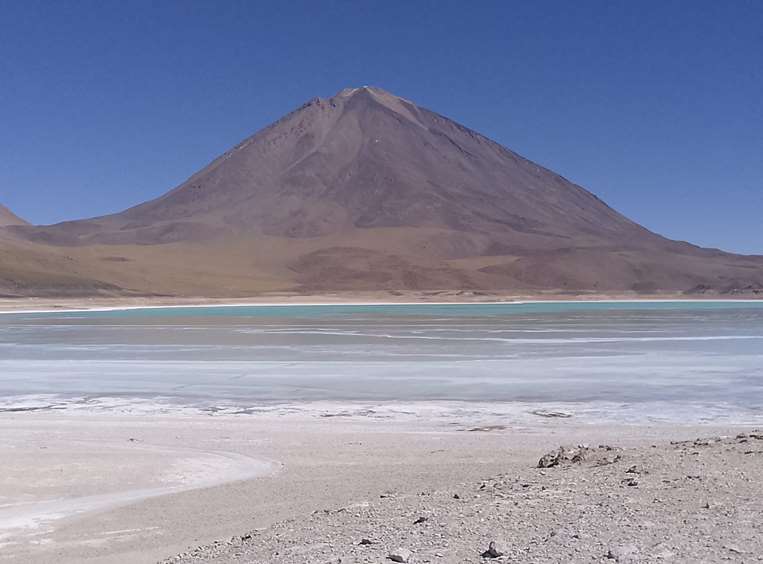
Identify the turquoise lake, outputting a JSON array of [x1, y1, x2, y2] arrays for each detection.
[[1, 301, 762, 423]]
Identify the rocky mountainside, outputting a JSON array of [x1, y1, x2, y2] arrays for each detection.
[[2, 87, 762, 297]]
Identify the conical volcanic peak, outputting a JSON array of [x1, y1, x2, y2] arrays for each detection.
[[6, 88, 762, 296], [23, 85, 644, 245]]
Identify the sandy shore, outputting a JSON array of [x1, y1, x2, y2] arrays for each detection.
[[0, 408, 756, 563], [164, 430, 763, 564]]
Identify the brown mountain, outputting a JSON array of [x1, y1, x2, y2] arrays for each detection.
[[0, 204, 28, 227], [2, 86, 762, 297]]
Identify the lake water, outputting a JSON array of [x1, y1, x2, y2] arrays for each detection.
[[1, 301, 762, 424]]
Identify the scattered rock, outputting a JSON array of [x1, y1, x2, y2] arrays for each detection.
[[388, 548, 413, 562], [595, 454, 622, 467], [692, 437, 721, 447], [159, 431, 763, 564]]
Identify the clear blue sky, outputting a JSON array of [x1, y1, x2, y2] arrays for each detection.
[[1, 1, 761, 254]]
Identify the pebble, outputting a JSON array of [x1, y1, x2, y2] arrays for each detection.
[[389, 548, 413, 562], [606, 543, 639, 561], [413, 516, 429, 525], [480, 541, 505, 558]]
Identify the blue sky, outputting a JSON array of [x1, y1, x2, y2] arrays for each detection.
[[1, 1, 761, 253]]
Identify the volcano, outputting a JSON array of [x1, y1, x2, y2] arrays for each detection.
[[3, 86, 762, 297]]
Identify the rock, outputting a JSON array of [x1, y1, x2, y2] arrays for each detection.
[[625, 465, 639, 474], [389, 548, 413, 562], [359, 538, 374, 545], [595, 454, 622, 467], [650, 543, 675, 559], [481, 541, 505, 558], [621, 477, 639, 487], [453, 493, 461, 499], [538, 447, 564, 468], [606, 544, 639, 561], [537, 445, 592, 468], [531, 409, 573, 418], [413, 516, 428, 525]]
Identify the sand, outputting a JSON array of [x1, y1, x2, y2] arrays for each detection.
[[163, 432, 763, 564], [0, 408, 757, 564]]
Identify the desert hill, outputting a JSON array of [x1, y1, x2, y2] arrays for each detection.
[[2, 87, 762, 298], [0, 204, 28, 227]]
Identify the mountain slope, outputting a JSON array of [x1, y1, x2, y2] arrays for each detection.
[[0, 204, 28, 227], [18, 87, 655, 248], [4, 87, 762, 297]]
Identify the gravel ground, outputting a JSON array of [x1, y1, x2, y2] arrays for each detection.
[[162, 431, 763, 564]]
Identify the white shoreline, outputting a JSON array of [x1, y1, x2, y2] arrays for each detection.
[[2, 395, 761, 427], [0, 445, 274, 544], [2, 298, 762, 315]]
